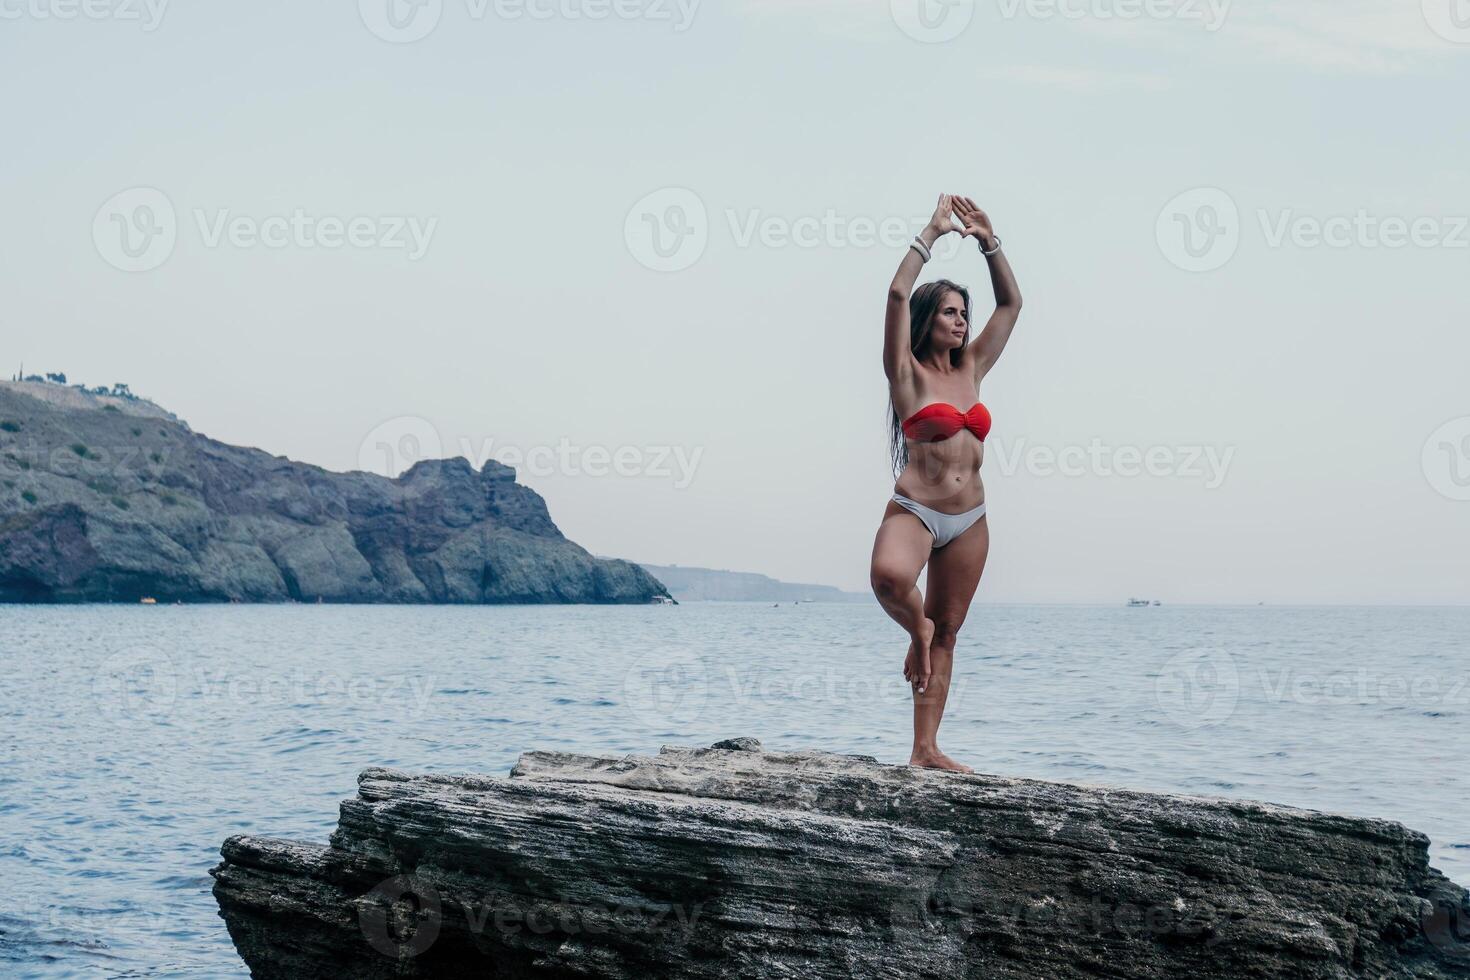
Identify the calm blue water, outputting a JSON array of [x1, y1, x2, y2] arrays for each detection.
[[0, 602, 1466, 977]]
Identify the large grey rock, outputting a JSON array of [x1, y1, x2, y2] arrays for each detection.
[[0, 383, 670, 604], [210, 738, 1470, 978]]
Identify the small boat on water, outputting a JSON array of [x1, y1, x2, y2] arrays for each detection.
[[1126, 598, 1151, 607], [139, 597, 157, 605]]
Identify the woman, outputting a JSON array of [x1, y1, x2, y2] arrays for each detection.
[[869, 193, 1022, 773]]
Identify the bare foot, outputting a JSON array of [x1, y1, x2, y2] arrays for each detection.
[[902, 617, 936, 692], [909, 749, 974, 774]]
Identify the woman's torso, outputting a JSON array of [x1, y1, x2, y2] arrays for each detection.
[[891, 370, 987, 514]]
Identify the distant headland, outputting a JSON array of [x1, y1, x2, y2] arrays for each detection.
[[0, 376, 671, 605], [625, 560, 868, 603]]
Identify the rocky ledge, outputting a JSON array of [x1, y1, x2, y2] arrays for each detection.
[[210, 737, 1470, 978], [0, 382, 670, 603]]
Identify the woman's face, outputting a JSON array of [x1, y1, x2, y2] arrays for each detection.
[[933, 290, 968, 349]]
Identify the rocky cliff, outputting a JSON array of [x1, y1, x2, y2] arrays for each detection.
[[0, 382, 670, 604], [210, 737, 1470, 978]]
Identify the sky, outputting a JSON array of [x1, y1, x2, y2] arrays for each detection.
[[1, 0, 1467, 602]]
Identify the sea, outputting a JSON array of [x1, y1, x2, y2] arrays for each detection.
[[0, 601, 1465, 977]]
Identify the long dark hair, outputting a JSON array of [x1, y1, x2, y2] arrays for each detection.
[[887, 278, 972, 480]]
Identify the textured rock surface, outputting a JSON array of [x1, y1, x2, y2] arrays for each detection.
[[211, 737, 1470, 978], [0, 383, 670, 603]]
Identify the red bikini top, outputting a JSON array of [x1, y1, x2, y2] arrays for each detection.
[[901, 401, 992, 443]]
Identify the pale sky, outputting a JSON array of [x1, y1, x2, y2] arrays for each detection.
[[2, 1, 1468, 602]]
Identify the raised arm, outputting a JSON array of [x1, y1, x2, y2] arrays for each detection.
[[884, 193, 959, 384], [954, 196, 1022, 382]]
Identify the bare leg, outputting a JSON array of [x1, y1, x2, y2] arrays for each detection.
[[871, 501, 937, 691], [907, 515, 989, 774], [909, 629, 971, 772]]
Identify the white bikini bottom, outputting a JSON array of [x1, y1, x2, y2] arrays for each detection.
[[891, 493, 987, 549]]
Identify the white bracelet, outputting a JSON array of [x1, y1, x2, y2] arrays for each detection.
[[981, 235, 1002, 256], [909, 236, 931, 263]]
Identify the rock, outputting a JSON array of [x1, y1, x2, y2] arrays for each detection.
[[210, 738, 1470, 978], [0, 382, 672, 604]]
